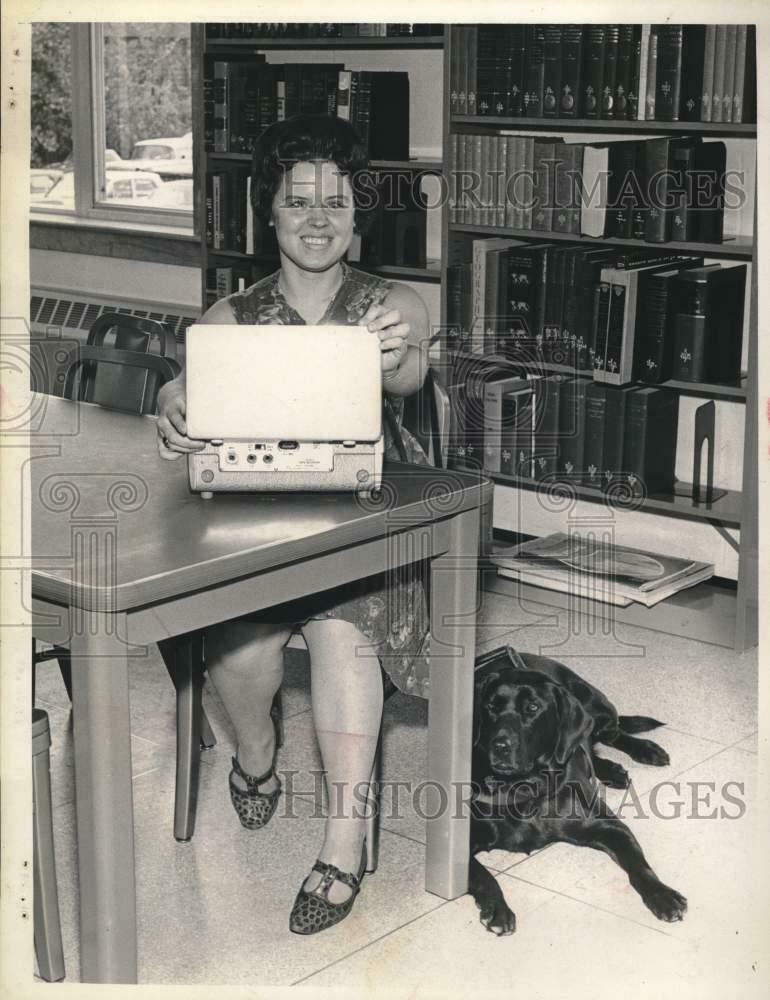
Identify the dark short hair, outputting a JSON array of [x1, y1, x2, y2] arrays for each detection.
[[250, 114, 370, 231]]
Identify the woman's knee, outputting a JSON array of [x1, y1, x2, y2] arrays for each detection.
[[303, 618, 379, 669], [205, 619, 292, 669]]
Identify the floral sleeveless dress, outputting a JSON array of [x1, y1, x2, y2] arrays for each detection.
[[226, 262, 431, 699]]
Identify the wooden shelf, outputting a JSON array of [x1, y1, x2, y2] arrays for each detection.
[[446, 350, 748, 401], [452, 115, 757, 138], [206, 36, 444, 49], [452, 461, 743, 526], [485, 572, 743, 649], [207, 153, 444, 174], [449, 223, 755, 260], [355, 259, 441, 282]]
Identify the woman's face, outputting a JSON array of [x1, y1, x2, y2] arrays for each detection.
[[271, 160, 355, 273]]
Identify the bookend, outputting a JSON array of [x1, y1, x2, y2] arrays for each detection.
[[672, 399, 727, 506]]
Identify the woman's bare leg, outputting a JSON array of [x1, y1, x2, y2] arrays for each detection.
[[205, 620, 293, 793], [301, 618, 384, 903]]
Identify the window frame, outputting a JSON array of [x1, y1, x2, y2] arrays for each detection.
[[32, 22, 195, 233]]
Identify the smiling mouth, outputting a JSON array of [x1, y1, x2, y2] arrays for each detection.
[[301, 235, 333, 248]]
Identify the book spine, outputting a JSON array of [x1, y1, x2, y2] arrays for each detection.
[[601, 25, 620, 119], [484, 247, 503, 353], [521, 137, 535, 230], [635, 272, 675, 383], [505, 137, 518, 228], [212, 174, 224, 250], [215, 266, 234, 299], [711, 25, 728, 123], [637, 25, 651, 120], [654, 24, 683, 122], [446, 264, 468, 352], [205, 174, 214, 247], [615, 24, 635, 120], [582, 24, 606, 119], [559, 249, 580, 367], [213, 60, 230, 153], [496, 136, 508, 228], [467, 25, 478, 116], [462, 130, 474, 225], [601, 386, 631, 488], [533, 377, 561, 480], [503, 389, 534, 478], [523, 24, 546, 117], [542, 247, 565, 360], [558, 377, 589, 478], [742, 25, 757, 123], [203, 57, 215, 151], [701, 25, 717, 122], [480, 134, 493, 227], [449, 25, 460, 115], [532, 141, 554, 231], [542, 25, 563, 117], [470, 241, 489, 354], [624, 391, 678, 495], [509, 25, 527, 117], [628, 25, 642, 120], [583, 383, 607, 487], [721, 24, 738, 123], [669, 142, 697, 243], [671, 313, 707, 382], [559, 24, 583, 118], [471, 134, 483, 226], [622, 392, 649, 494], [449, 132, 459, 225], [732, 25, 748, 123], [643, 138, 672, 242], [457, 25, 468, 114], [695, 141, 726, 244], [645, 29, 658, 120], [592, 281, 612, 379], [680, 25, 706, 121], [336, 70, 352, 120], [602, 281, 629, 384]]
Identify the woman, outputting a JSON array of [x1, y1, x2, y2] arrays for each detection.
[[156, 114, 432, 935]]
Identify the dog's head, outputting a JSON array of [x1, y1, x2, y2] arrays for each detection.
[[474, 667, 592, 779]]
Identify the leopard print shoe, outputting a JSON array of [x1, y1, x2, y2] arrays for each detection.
[[289, 848, 367, 935], [228, 756, 282, 830]]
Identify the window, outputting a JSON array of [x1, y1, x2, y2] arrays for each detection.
[[30, 22, 194, 229]]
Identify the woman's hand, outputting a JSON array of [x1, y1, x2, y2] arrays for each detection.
[[156, 380, 206, 460], [362, 303, 410, 378]]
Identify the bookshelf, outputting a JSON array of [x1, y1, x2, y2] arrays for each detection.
[[196, 24, 445, 308], [439, 24, 758, 651]]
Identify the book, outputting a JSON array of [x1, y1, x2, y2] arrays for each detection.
[[671, 264, 747, 384], [558, 376, 590, 481], [653, 24, 683, 121], [553, 143, 584, 234], [693, 141, 727, 243], [622, 387, 679, 496], [503, 242, 552, 362], [532, 375, 563, 481], [590, 282, 612, 382], [508, 25, 527, 117], [542, 25, 563, 117], [644, 137, 700, 243], [559, 24, 583, 117], [721, 25, 738, 123], [602, 385, 637, 489], [483, 375, 530, 473], [732, 25, 748, 123], [701, 25, 717, 122], [500, 384, 535, 478], [741, 25, 757, 123], [580, 144, 610, 238], [633, 267, 688, 383], [212, 60, 230, 153], [467, 25, 479, 115], [523, 24, 546, 117], [446, 263, 472, 353], [680, 25, 706, 120], [542, 246, 568, 359], [711, 25, 728, 124], [470, 238, 521, 353], [601, 25, 620, 119], [605, 140, 641, 239], [669, 140, 700, 242], [636, 25, 652, 121], [627, 25, 643, 119], [614, 24, 636, 120], [531, 137, 565, 231], [644, 28, 658, 119], [583, 381, 607, 488], [582, 24, 606, 119]]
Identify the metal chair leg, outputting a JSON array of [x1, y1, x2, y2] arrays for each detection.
[[365, 729, 383, 874], [32, 709, 65, 982]]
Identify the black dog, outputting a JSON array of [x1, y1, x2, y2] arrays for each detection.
[[469, 646, 687, 935]]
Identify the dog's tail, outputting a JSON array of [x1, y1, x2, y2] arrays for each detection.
[[618, 715, 665, 734]]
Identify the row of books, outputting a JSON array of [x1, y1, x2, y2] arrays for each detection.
[[206, 23, 442, 40], [205, 165, 429, 268], [492, 532, 714, 608], [204, 261, 276, 308], [446, 240, 746, 385], [448, 133, 728, 244], [204, 56, 410, 159], [450, 24, 756, 123], [452, 371, 680, 499]]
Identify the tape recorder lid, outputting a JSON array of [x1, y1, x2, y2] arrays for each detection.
[[185, 324, 383, 442]]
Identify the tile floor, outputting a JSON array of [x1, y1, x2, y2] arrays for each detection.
[[33, 591, 763, 996]]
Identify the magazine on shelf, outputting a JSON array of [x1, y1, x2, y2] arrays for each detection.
[[491, 532, 714, 607]]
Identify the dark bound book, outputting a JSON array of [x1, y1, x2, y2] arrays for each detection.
[[680, 25, 707, 121], [583, 382, 607, 488], [582, 24, 606, 119], [606, 140, 641, 238], [501, 243, 551, 362], [601, 25, 620, 119], [533, 375, 563, 481], [523, 24, 546, 117], [643, 137, 699, 243], [365, 72, 410, 160], [653, 24, 684, 121], [532, 138, 565, 231], [558, 376, 590, 480], [634, 267, 684, 383], [693, 141, 727, 244], [559, 24, 584, 118], [602, 385, 637, 489], [614, 24, 636, 120], [500, 385, 535, 478], [623, 387, 679, 496], [553, 143, 584, 234], [542, 25, 563, 117], [669, 140, 701, 242], [671, 264, 747, 384], [542, 246, 568, 360]]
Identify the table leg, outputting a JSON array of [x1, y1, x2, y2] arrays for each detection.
[[69, 610, 137, 983], [426, 505, 480, 899]]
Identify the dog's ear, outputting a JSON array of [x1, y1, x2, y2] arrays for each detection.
[[552, 684, 592, 765], [473, 670, 501, 747]]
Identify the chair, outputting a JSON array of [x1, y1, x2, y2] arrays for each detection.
[[62, 345, 181, 415]]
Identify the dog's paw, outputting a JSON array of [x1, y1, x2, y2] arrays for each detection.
[[640, 880, 687, 922], [633, 739, 670, 767], [476, 895, 517, 936], [594, 757, 631, 789]]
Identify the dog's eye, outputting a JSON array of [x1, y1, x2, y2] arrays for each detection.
[[523, 701, 540, 716]]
